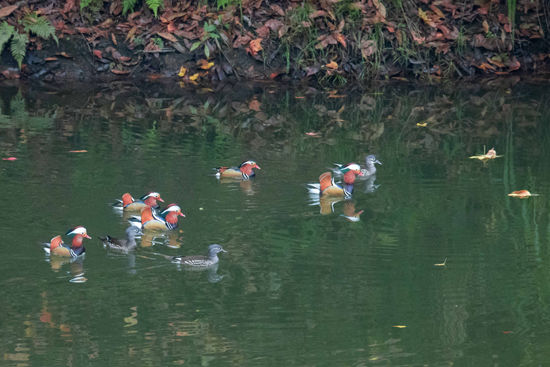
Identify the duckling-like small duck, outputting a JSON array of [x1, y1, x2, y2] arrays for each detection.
[[112, 192, 164, 212], [215, 160, 261, 180], [173, 244, 227, 267], [334, 155, 382, 178], [99, 226, 142, 252], [308, 163, 361, 198], [43, 226, 91, 258], [128, 204, 185, 231]]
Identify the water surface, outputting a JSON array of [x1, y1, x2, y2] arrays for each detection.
[[1, 79, 550, 366]]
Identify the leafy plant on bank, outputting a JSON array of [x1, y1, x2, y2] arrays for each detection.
[[190, 20, 228, 59], [0, 12, 58, 68], [80, 0, 163, 17]]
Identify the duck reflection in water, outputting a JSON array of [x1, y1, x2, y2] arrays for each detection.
[[139, 231, 182, 248], [218, 177, 255, 195]]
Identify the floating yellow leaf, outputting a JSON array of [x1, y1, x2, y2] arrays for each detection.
[[416, 122, 427, 127], [508, 190, 539, 198], [434, 258, 447, 266], [178, 66, 187, 77], [393, 325, 407, 328], [189, 73, 199, 81]]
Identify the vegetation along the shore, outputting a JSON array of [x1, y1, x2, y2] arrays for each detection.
[[0, 0, 548, 83]]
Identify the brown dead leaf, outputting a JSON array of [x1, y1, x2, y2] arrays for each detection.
[[111, 33, 118, 45], [157, 32, 178, 43], [92, 49, 102, 58], [246, 38, 263, 56], [0, 4, 19, 18], [233, 34, 251, 48], [335, 33, 347, 47], [325, 61, 338, 69], [373, 0, 387, 18], [197, 59, 214, 70], [360, 40, 377, 59], [270, 4, 285, 16], [126, 26, 138, 41], [111, 69, 131, 75], [482, 20, 489, 34], [248, 99, 261, 112], [44, 57, 58, 61]]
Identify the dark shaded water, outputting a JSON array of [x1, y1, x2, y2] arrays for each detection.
[[1, 79, 550, 366]]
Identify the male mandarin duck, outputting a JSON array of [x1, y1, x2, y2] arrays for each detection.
[[173, 244, 227, 267], [215, 160, 261, 180], [43, 226, 91, 258], [334, 154, 382, 178], [113, 192, 164, 211], [308, 163, 361, 199], [128, 204, 185, 231], [99, 226, 142, 252]]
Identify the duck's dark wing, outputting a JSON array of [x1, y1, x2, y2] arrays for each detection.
[[100, 235, 127, 248]]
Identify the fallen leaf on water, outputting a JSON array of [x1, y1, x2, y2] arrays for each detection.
[[189, 73, 199, 81], [393, 325, 407, 328], [469, 147, 502, 160], [69, 150, 88, 153], [416, 122, 428, 127], [305, 132, 321, 137], [434, 257, 447, 266], [178, 66, 187, 77], [2, 157, 17, 161], [508, 190, 539, 198], [325, 60, 338, 69]]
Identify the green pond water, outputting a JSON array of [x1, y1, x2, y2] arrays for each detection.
[[1, 79, 550, 366]]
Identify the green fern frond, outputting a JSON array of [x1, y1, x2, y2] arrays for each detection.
[[146, 0, 162, 17], [22, 13, 58, 45], [80, 0, 93, 10], [122, 0, 139, 15], [10, 33, 28, 68], [0, 22, 15, 55]]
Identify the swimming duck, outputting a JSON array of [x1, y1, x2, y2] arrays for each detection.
[[172, 244, 227, 267], [308, 163, 361, 198], [128, 204, 185, 231], [112, 192, 164, 211], [99, 226, 142, 252], [334, 155, 382, 178], [215, 160, 261, 180], [43, 226, 91, 258]]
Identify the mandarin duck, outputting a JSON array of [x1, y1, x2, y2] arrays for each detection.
[[43, 226, 91, 258], [112, 192, 164, 212], [128, 204, 185, 231], [99, 226, 142, 252], [334, 155, 382, 178], [215, 160, 261, 180], [308, 163, 361, 199], [172, 244, 227, 267]]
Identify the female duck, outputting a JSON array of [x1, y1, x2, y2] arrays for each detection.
[[99, 226, 141, 252], [173, 244, 227, 267]]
